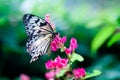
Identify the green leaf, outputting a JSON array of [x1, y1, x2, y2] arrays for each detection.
[[60, 47, 65, 52], [84, 70, 101, 79], [70, 53, 84, 62], [56, 63, 72, 78], [56, 69, 67, 78], [91, 25, 115, 54], [107, 32, 120, 47]]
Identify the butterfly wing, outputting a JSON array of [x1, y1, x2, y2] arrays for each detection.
[[23, 14, 54, 63], [28, 35, 52, 63], [23, 14, 54, 37]]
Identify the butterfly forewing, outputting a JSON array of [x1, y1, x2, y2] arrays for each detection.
[[23, 14, 55, 63], [23, 14, 54, 37]]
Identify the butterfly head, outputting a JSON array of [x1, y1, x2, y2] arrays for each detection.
[[53, 32, 59, 38]]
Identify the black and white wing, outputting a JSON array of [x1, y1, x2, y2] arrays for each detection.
[[23, 14, 54, 37], [23, 14, 54, 63]]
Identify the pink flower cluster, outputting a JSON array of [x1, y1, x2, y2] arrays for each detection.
[[45, 14, 86, 79], [65, 38, 78, 55], [51, 35, 78, 55], [45, 56, 68, 69], [51, 35, 66, 51], [47, 35, 86, 79], [45, 56, 68, 79], [73, 68, 86, 79]]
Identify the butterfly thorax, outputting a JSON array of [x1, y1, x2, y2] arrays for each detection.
[[52, 32, 58, 38]]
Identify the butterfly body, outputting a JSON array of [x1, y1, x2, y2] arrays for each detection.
[[23, 14, 57, 63]]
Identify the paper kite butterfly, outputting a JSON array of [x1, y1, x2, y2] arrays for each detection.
[[23, 14, 58, 63]]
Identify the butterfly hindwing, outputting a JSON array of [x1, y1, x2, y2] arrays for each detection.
[[29, 35, 52, 63], [23, 14, 55, 63]]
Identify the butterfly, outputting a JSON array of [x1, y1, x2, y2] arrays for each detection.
[[23, 14, 58, 63]]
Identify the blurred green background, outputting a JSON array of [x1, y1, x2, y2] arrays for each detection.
[[0, 0, 120, 80]]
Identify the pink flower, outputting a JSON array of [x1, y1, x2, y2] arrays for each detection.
[[54, 56, 68, 69], [51, 35, 67, 51], [70, 38, 77, 44], [45, 59, 56, 69], [70, 38, 78, 51], [45, 71, 55, 80], [55, 68, 60, 74], [61, 36, 67, 43], [51, 41, 58, 51], [45, 56, 68, 79], [73, 68, 86, 79], [20, 74, 30, 80], [45, 14, 55, 29], [65, 48, 72, 55], [65, 38, 78, 55], [45, 56, 68, 69]]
